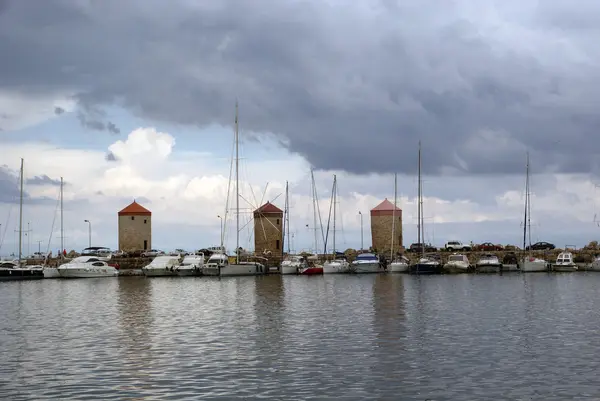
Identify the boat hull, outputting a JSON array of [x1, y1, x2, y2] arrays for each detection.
[[43, 267, 61, 278], [219, 263, 266, 277], [280, 265, 299, 275], [58, 267, 118, 278], [0, 268, 44, 280], [352, 262, 384, 274], [475, 264, 502, 273], [443, 263, 470, 274], [322, 262, 350, 274], [142, 268, 178, 277], [299, 266, 323, 275], [409, 263, 443, 275], [175, 267, 202, 276], [520, 259, 548, 272], [389, 262, 408, 273], [552, 264, 578, 272]]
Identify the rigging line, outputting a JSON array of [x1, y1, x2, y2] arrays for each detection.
[[45, 191, 61, 256], [323, 176, 335, 255]]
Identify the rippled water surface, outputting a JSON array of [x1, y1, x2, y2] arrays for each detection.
[[2, 273, 600, 400]]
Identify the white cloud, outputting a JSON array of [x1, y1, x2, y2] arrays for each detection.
[[0, 90, 76, 131]]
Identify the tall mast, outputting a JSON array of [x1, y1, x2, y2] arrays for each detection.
[[311, 169, 318, 254], [332, 175, 337, 256], [60, 176, 64, 257], [18, 158, 24, 265], [419, 142, 424, 259], [527, 153, 532, 251], [235, 101, 239, 264], [391, 173, 397, 260], [284, 181, 290, 255], [523, 152, 529, 253]]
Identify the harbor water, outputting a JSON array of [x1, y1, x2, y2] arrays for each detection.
[[2, 273, 600, 400]]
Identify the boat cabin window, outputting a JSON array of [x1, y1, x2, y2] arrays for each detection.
[[92, 262, 105, 266], [88, 258, 99, 262]]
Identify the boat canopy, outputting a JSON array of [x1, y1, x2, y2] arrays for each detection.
[[356, 253, 378, 261]]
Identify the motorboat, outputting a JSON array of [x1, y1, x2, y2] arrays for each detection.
[[443, 254, 470, 273], [351, 253, 384, 273], [409, 255, 443, 275], [389, 256, 410, 273], [175, 253, 205, 276], [475, 254, 502, 273], [280, 255, 307, 275], [552, 252, 577, 272], [298, 260, 324, 275], [142, 255, 181, 277], [323, 257, 351, 274], [0, 260, 44, 280], [202, 253, 266, 277], [57, 256, 118, 278], [520, 256, 548, 272]]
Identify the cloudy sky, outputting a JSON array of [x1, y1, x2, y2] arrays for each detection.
[[1, 0, 600, 256]]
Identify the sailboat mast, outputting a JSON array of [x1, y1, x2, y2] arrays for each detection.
[[523, 152, 529, 253], [311, 169, 318, 254], [60, 176, 64, 257], [527, 153, 532, 251], [391, 173, 397, 260], [283, 181, 289, 255], [235, 102, 239, 264], [18, 158, 24, 265], [332, 175, 337, 255], [418, 142, 424, 258]]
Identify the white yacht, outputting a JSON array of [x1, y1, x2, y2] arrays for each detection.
[[590, 256, 600, 272], [280, 255, 307, 275], [202, 253, 266, 277], [475, 254, 502, 273], [351, 253, 383, 273], [323, 257, 351, 274], [552, 252, 577, 272], [142, 255, 181, 277], [175, 253, 205, 276], [0, 260, 44, 280], [57, 256, 118, 278], [389, 256, 409, 273], [443, 254, 470, 273]]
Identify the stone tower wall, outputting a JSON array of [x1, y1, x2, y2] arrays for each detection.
[[370, 211, 403, 254], [118, 214, 152, 251], [254, 213, 283, 256]]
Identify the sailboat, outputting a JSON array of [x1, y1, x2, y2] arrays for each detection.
[[43, 177, 63, 278], [203, 102, 266, 277], [0, 158, 44, 280], [299, 169, 324, 275], [389, 173, 409, 272], [520, 152, 548, 272], [409, 142, 442, 275], [280, 181, 307, 274], [323, 175, 350, 274]]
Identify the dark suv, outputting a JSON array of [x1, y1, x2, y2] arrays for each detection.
[[409, 243, 437, 253], [526, 241, 555, 251]]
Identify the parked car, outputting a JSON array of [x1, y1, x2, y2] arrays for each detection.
[[444, 241, 471, 251], [409, 243, 437, 253], [169, 249, 189, 256], [113, 250, 129, 258], [476, 242, 503, 251], [526, 242, 555, 251], [141, 249, 165, 257]]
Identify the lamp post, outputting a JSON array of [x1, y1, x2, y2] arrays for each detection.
[[217, 215, 223, 249], [358, 211, 363, 251], [84, 219, 91, 247]]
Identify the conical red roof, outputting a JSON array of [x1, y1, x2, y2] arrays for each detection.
[[118, 200, 151, 216], [254, 201, 283, 214], [371, 198, 402, 212]]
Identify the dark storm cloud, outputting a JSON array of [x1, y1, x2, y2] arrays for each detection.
[[26, 174, 62, 186], [0, 167, 56, 204], [54, 106, 64, 115], [2, 0, 600, 175]]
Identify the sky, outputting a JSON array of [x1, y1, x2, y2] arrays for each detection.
[[1, 0, 600, 256]]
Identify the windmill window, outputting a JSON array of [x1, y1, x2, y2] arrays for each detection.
[[131, 216, 135, 221], [144, 219, 147, 224], [276, 240, 280, 250], [276, 219, 280, 225]]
